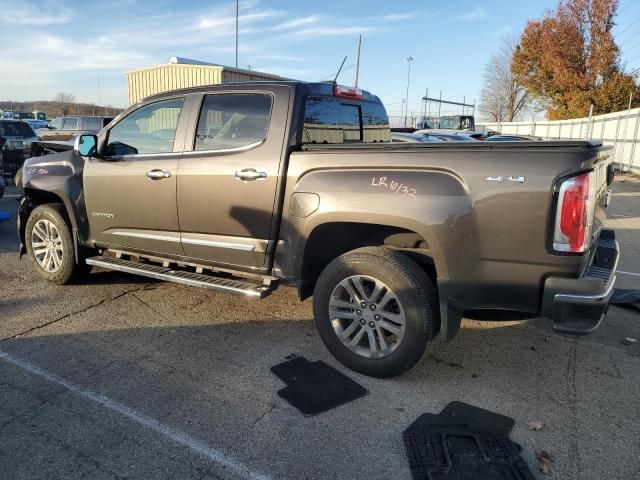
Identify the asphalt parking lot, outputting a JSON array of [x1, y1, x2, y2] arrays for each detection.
[[1, 178, 639, 480]]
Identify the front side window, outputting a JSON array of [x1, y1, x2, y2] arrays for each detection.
[[194, 94, 271, 151], [49, 118, 63, 129], [62, 117, 78, 129], [106, 98, 183, 156]]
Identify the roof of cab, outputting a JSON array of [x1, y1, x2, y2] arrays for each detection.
[[138, 81, 381, 105]]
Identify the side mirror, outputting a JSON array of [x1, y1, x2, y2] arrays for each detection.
[[74, 134, 98, 157]]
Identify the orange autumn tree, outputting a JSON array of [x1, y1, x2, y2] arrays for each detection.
[[512, 0, 640, 119]]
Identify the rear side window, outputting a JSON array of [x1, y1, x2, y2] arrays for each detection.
[[303, 96, 390, 144], [82, 117, 102, 130], [194, 94, 272, 151], [62, 117, 78, 129]]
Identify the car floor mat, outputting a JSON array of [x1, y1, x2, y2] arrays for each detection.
[[403, 403, 535, 480], [404, 424, 535, 480], [438, 401, 515, 436], [271, 356, 367, 416], [611, 288, 640, 312]]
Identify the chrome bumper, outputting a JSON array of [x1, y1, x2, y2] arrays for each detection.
[[542, 230, 619, 334]]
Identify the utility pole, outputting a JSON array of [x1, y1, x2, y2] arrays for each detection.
[[235, 0, 239, 68], [354, 35, 362, 88], [404, 56, 413, 127]]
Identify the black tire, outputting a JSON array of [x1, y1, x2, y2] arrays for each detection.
[[25, 204, 86, 285], [312, 247, 438, 378]]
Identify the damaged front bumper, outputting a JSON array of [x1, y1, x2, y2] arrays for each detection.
[[542, 229, 619, 334]]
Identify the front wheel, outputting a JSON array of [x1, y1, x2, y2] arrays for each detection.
[[25, 204, 87, 285], [313, 247, 438, 378]]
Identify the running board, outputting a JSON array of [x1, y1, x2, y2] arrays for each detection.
[[85, 256, 273, 298]]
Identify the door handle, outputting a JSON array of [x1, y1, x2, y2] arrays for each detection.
[[146, 169, 171, 180], [235, 168, 267, 181]]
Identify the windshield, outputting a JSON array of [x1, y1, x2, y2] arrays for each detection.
[[0, 121, 35, 137]]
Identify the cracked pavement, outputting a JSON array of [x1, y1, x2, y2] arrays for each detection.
[[1, 179, 639, 479]]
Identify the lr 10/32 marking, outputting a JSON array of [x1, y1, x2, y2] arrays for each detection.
[[371, 176, 417, 199]]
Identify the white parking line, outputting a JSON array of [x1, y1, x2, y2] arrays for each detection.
[[618, 270, 640, 278], [2, 194, 21, 198], [0, 351, 271, 480]]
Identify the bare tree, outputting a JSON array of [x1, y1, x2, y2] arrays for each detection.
[[479, 38, 528, 122], [54, 92, 76, 116]]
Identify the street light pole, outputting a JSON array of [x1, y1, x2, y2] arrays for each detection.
[[235, 0, 239, 69], [404, 56, 413, 127]]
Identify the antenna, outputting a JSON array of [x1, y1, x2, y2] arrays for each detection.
[[333, 56, 348, 84], [354, 35, 362, 88]]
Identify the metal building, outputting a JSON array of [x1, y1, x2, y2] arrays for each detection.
[[125, 57, 287, 105]]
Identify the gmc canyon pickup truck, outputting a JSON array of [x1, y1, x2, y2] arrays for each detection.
[[17, 81, 619, 377]]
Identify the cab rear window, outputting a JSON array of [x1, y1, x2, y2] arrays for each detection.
[[0, 121, 34, 137], [303, 96, 390, 144]]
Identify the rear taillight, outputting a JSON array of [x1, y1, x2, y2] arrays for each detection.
[[553, 172, 595, 253], [333, 84, 363, 99]]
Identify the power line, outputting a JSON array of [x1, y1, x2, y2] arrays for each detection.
[[621, 35, 640, 54], [620, 29, 640, 48], [625, 49, 640, 66], [615, 15, 640, 39], [617, 0, 634, 18]]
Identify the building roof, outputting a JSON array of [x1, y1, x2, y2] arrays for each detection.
[[125, 56, 288, 80]]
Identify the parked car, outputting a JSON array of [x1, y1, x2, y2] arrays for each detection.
[[390, 127, 418, 133], [416, 128, 484, 140], [1, 120, 38, 178], [17, 81, 618, 378], [35, 115, 114, 141], [391, 132, 444, 143], [484, 134, 543, 142], [23, 119, 49, 130], [414, 129, 480, 142]]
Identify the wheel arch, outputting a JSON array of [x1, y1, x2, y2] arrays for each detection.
[[298, 221, 439, 300], [19, 188, 80, 262]]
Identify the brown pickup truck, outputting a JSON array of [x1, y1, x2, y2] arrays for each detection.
[[16, 81, 619, 377]]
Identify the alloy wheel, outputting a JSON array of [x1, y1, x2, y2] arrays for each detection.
[[328, 275, 406, 358]]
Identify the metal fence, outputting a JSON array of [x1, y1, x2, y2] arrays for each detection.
[[478, 107, 640, 172], [388, 115, 422, 128]]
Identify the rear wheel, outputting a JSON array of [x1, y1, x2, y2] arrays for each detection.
[[313, 247, 437, 378], [25, 204, 87, 284]]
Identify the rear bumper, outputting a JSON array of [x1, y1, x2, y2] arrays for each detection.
[[542, 229, 619, 334]]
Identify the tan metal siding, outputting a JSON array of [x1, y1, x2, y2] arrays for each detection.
[[127, 64, 283, 105]]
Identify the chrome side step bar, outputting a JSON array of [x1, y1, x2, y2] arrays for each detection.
[[86, 256, 274, 299]]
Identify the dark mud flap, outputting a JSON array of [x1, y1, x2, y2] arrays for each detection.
[[437, 281, 463, 342]]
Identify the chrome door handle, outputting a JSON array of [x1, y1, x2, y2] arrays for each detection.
[[146, 169, 171, 180], [235, 168, 267, 181]]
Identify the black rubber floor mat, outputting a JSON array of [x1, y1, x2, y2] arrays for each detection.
[[611, 288, 640, 312], [403, 404, 535, 480], [271, 356, 367, 415], [439, 402, 515, 436]]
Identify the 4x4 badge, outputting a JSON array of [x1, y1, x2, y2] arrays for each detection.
[[486, 176, 525, 184]]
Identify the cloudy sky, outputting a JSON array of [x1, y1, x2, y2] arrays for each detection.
[[1, 0, 639, 115]]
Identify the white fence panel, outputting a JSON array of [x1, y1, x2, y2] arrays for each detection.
[[478, 107, 640, 171]]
